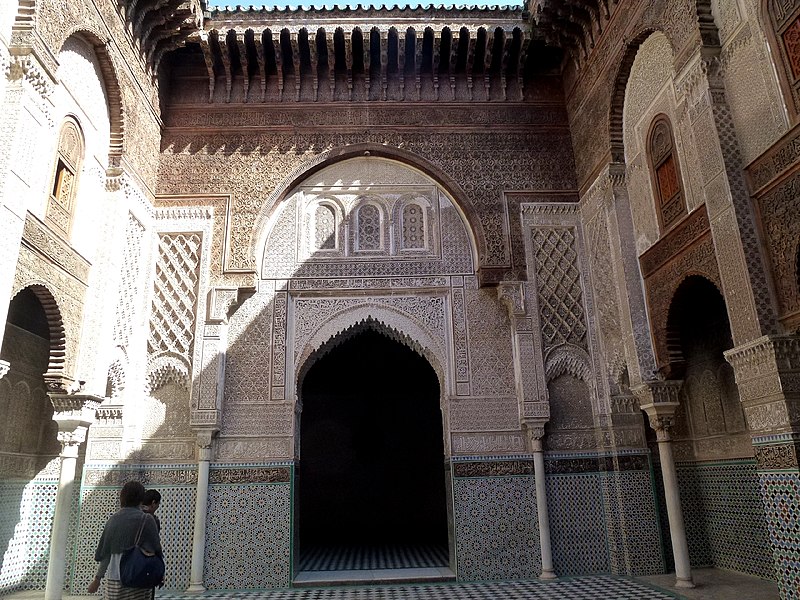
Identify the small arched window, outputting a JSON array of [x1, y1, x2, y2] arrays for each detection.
[[401, 201, 427, 250], [356, 203, 382, 251], [648, 116, 686, 232], [313, 204, 337, 251], [765, 0, 800, 120], [46, 118, 84, 240]]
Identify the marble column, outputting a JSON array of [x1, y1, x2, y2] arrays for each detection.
[[187, 429, 216, 593], [637, 382, 694, 589], [44, 393, 100, 600], [526, 426, 556, 580]]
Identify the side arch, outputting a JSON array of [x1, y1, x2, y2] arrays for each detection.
[[57, 29, 125, 162], [8, 283, 68, 389], [608, 28, 667, 163], [251, 143, 482, 274], [662, 274, 727, 378]]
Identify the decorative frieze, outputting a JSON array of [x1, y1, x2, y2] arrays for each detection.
[[22, 212, 91, 285], [452, 459, 533, 478], [83, 467, 198, 486], [545, 454, 649, 475], [451, 432, 526, 454], [209, 466, 291, 484]]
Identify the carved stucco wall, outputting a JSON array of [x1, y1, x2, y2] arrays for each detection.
[[714, 0, 789, 163], [158, 105, 576, 278], [623, 32, 692, 256], [565, 1, 702, 188], [33, 0, 163, 189], [48, 36, 111, 263], [218, 158, 520, 462]]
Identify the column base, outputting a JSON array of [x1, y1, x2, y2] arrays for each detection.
[[185, 583, 206, 593], [539, 569, 557, 580], [675, 576, 695, 589]]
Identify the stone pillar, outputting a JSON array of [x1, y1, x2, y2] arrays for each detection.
[[726, 335, 800, 600], [525, 425, 556, 580], [498, 282, 557, 579], [676, 49, 777, 343], [636, 381, 694, 589], [187, 429, 216, 593], [44, 393, 100, 600]]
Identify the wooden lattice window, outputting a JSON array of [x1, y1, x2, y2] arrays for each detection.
[[46, 118, 84, 240], [765, 0, 800, 120], [647, 116, 686, 232]]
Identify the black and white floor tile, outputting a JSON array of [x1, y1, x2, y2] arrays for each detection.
[[158, 576, 679, 599], [298, 544, 450, 571]]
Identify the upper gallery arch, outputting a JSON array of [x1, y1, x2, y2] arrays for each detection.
[[253, 144, 481, 278]]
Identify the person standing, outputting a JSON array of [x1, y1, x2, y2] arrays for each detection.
[[141, 490, 161, 532], [141, 489, 163, 600], [87, 481, 162, 598]]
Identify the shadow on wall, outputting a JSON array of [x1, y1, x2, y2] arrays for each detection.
[[67, 174, 465, 593]]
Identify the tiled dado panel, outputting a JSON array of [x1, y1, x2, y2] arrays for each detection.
[[204, 464, 292, 590], [754, 437, 800, 600], [451, 459, 540, 581], [71, 464, 197, 593], [675, 460, 774, 580], [0, 475, 57, 593], [545, 454, 662, 577]]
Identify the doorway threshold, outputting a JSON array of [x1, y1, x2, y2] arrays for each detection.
[[293, 567, 456, 587]]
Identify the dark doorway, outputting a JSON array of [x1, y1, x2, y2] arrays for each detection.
[[297, 327, 448, 572]]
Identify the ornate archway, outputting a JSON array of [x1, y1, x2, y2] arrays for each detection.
[[295, 320, 451, 577]]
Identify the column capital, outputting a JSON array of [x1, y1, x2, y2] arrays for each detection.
[[0, 359, 9, 380], [194, 428, 218, 461], [497, 281, 526, 317], [635, 381, 682, 442], [48, 393, 102, 454], [522, 420, 547, 451], [633, 379, 683, 406]]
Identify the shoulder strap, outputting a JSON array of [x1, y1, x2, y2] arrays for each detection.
[[134, 512, 147, 547]]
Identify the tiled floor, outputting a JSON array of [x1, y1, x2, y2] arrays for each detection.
[[298, 544, 450, 571], [638, 568, 780, 600], [7, 569, 780, 600], [8, 576, 678, 600]]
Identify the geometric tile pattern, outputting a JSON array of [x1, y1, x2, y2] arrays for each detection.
[[156, 486, 197, 590], [71, 466, 198, 593], [759, 470, 800, 600], [298, 544, 449, 571], [0, 479, 57, 593], [546, 474, 610, 576], [152, 575, 678, 598], [71, 487, 117, 593], [204, 482, 292, 589], [601, 470, 664, 576], [452, 475, 539, 581], [676, 461, 774, 580]]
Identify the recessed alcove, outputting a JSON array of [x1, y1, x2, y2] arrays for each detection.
[[297, 327, 449, 575]]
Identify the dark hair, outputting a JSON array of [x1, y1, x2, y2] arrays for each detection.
[[120, 481, 145, 507], [143, 489, 162, 505]]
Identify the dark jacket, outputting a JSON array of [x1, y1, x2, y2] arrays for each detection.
[[95, 507, 162, 577]]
